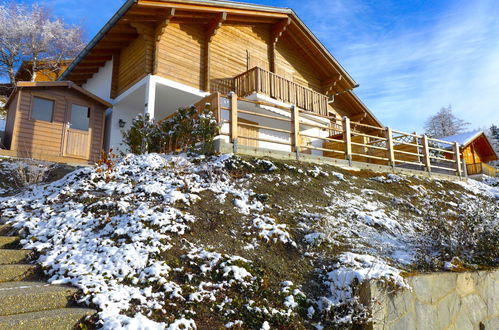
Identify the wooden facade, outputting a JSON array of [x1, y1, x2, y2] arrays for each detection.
[[2, 82, 111, 164], [442, 132, 497, 176], [63, 0, 382, 128], [15, 60, 71, 83]]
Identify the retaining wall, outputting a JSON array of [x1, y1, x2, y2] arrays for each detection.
[[363, 269, 498, 329]]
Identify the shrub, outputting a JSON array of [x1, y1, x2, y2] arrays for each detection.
[[122, 113, 156, 154], [415, 200, 498, 270], [12, 160, 53, 188], [122, 104, 219, 155]]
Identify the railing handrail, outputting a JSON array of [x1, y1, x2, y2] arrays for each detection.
[[212, 66, 329, 116]]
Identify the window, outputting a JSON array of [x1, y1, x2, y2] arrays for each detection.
[[70, 104, 90, 131], [31, 97, 54, 122]]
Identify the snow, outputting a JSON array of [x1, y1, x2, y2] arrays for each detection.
[[439, 130, 482, 146], [0, 153, 496, 329], [0, 153, 270, 328]]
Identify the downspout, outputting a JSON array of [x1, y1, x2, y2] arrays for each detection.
[[59, 0, 138, 81]]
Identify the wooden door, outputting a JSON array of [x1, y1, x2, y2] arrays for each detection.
[[238, 118, 259, 147], [63, 103, 91, 159]]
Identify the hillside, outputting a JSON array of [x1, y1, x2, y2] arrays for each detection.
[[0, 153, 497, 329]]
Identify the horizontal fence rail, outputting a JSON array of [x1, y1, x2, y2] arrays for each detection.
[[161, 92, 466, 178]]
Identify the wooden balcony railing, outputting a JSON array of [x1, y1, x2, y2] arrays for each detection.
[[211, 66, 329, 116], [466, 162, 497, 176]]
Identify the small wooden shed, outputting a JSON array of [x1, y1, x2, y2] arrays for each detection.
[[441, 131, 498, 176], [2, 82, 112, 164]]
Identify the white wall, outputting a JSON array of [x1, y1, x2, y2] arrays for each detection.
[[109, 85, 146, 153], [219, 96, 331, 155], [82, 59, 113, 103]]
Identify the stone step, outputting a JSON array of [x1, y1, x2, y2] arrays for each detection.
[[0, 281, 80, 316], [0, 249, 32, 265], [0, 307, 96, 330], [0, 264, 39, 282], [0, 224, 13, 236], [0, 236, 20, 249]]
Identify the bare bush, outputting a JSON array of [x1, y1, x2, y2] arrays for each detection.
[[415, 200, 498, 270], [11, 159, 53, 187]]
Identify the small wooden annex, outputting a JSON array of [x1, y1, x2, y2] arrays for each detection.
[[441, 131, 497, 176], [2, 82, 112, 164]]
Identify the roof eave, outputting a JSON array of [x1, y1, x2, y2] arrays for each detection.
[[60, 0, 138, 81]]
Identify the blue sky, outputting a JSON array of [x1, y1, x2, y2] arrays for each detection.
[[15, 0, 499, 132]]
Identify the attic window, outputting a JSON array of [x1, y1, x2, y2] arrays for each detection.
[[31, 97, 54, 122]]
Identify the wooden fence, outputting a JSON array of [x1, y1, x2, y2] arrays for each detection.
[[216, 93, 464, 177]]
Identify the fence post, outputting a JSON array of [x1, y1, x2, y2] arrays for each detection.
[[385, 127, 395, 168], [291, 105, 300, 159], [453, 142, 462, 177], [342, 116, 352, 165], [422, 135, 431, 174], [230, 92, 238, 152], [462, 155, 468, 178]]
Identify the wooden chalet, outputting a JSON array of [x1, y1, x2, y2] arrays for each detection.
[[441, 131, 498, 177], [0, 0, 467, 177]]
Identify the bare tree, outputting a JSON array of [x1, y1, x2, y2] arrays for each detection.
[[0, 1, 85, 85], [424, 105, 469, 138], [0, 3, 27, 85]]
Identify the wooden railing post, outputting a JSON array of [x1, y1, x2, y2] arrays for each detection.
[[422, 135, 431, 173], [291, 105, 300, 158], [230, 93, 238, 152], [342, 116, 352, 165], [385, 127, 395, 168], [462, 157, 468, 177], [452, 142, 462, 177]]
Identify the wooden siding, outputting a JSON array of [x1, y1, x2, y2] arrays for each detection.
[[275, 34, 323, 91], [3, 92, 19, 149], [117, 37, 148, 95], [157, 23, 205, 89], [8, 88, 106, 163], [238, 118, 259, 147], [211, 24, 270, 81]]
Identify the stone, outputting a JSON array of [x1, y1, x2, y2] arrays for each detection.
[[456, 272, 475, 296], [410, 272, 456, 304], [0, 307, 96, 330], [370, 269, 498, 330]]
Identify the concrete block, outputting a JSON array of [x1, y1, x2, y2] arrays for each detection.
[[0, 307, 96, 330], [0, 264, 39, 282], [0, 281, 80, 316], [0, 249, 31, 265]]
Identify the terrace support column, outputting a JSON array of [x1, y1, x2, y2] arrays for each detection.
[[230, 93, 238, 152], [291, 105, 300, 159], [342, 116, 352, 166], [422, 135, 431, 174], [144, 75, 156, 121], [453, 142, 463, 177], [385, 127, 395, 168]]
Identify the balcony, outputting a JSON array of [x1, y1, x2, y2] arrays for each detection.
[[210, 66, 329, 116]]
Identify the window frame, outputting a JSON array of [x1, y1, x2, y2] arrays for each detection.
[[29, 94, 56, 123]]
